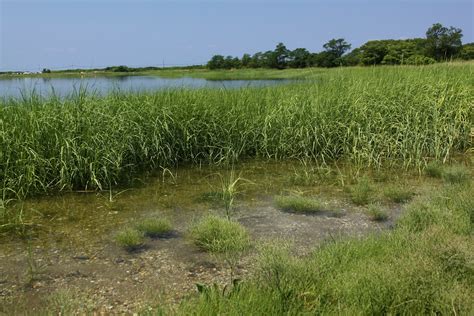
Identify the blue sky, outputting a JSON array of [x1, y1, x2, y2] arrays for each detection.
[[1, 0, 473, 71]]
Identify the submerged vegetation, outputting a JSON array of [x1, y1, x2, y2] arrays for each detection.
[[1, 64, 472, 202]]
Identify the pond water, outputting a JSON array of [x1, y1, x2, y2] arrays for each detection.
[[0, 76, 290, 98]]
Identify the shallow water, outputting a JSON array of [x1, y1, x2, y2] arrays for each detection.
[[0, 160, 436, 313], [0, 76, 290, 98]]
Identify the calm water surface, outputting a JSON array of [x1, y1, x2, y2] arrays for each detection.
[[0, 76, 290, 98]]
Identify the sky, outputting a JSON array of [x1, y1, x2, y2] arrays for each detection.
[[1, 0, 473, 71]]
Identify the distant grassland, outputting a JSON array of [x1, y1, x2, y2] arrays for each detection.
[[1, 64, 473, 199], [0, 67, 322, 80]]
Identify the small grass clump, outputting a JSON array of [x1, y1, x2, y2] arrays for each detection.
[[425, 162, 443, 178], [115, 228, 145, 251], [349, 177, 374, 206], [383, 186, 414, 203], [366, 203, 389, 221], [442, 165, 470, 184], [136, 218, 173, 238], [189, 215, 250, 254], [275, 195, 323, 213]]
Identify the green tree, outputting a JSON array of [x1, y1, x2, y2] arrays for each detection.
[[425, 23, 463, 60], [359, 41, 389, 65], [323, 38, 351, 58], [273, 43, 290, 69], [289, 48, 311, 68], [459, 43, 474, 60], [241, 54, 252, 67], [207, 55, 225, 69]]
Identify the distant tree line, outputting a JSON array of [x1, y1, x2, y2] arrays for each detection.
[[207, 23, 473, 69]]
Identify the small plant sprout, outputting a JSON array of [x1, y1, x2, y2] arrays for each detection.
[[115, 228, 145, 251], [219, 170, 251, 219]]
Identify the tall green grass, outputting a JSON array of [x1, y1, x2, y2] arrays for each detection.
[[1, 65, 472, 199]]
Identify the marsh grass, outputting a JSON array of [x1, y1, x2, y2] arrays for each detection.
[[136, 218, 173, 238], [1, 65, 472, 203], [189, 215, 250, 254], [274, 195, 324, 213], [115, 228, 145, 251], [383, 185, 414, 203]]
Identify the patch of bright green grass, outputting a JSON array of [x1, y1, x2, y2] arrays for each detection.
[[115, 228, 145, 251], [136, 218, 173, 238], [189, 215, 250, 254], [275, 195, 324, 213]]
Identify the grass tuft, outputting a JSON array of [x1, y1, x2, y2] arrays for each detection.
[[136, 218, 173, 238], [366, 203, 389, 221], [275, 195, 324, 213], [442, 165, 470, 184], [383, 185, 414, 203], [189, 215, 250, 254], [425, 162, 443, 178], [349, 177, 374, 206], [115, 228, 145, 251]]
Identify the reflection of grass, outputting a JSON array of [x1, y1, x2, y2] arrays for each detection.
[[195, 191, 224, 204], [289, 162, 337, 186], [189, 215, 250, 254], [275, 195, 324, 213]]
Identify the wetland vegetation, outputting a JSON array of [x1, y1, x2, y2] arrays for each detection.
[[0, 63, 473, 314]]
